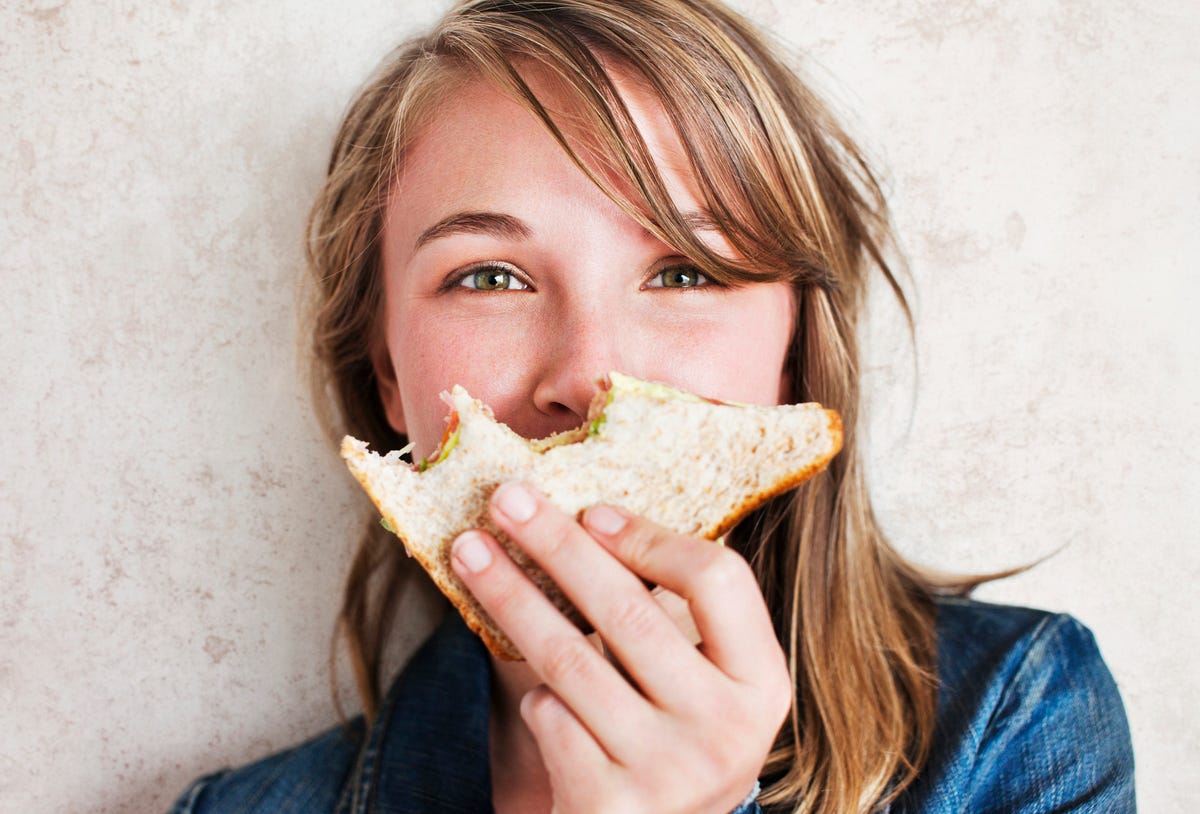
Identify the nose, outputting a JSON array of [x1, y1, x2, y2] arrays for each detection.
[[531, 305, 626, 425]]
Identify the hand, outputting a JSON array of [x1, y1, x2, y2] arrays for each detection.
[[450, 482, 792, 814]]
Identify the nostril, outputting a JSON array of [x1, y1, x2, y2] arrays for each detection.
[[533, 376, 604, 421], [539, 400, 590, 431]]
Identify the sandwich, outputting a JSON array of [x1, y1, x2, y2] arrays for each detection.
[[341, 372, 842, 660]]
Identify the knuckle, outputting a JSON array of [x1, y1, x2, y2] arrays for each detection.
[[768, 667, 794, 722], [613, 518, 660, 564], [539, 519, 574, 560], [740, 681, 792, 748], [711, 740, 746, 779], [539, 635, 597, 686], [717, 721, 768, 777], [482, 577, 526, 622], [606, 594, 659, 641], [758, 643, 794, 721], [695, 547, 749, 594]]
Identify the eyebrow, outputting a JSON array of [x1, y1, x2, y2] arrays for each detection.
[[414, 211, 533, 249]]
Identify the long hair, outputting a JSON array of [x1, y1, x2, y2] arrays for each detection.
[[305, 1, 977, 810]]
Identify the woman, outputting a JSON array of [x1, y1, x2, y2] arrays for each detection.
[[173, 1, 1134, 811]]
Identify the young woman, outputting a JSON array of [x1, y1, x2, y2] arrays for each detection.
[[172, 1, 1135, 811]]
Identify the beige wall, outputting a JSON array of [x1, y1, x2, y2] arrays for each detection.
[[3, 1, 1196, 811]]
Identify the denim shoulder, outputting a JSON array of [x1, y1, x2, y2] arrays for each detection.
[[168, 721, 364, 814], [923, 600, 1136, 812]]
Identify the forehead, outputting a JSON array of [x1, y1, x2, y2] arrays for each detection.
[[387, 60, 701, 227]]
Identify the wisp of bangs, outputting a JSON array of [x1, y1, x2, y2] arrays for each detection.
[[430, 1, 835, 291]]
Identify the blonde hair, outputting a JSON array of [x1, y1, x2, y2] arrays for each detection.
[[306, 1, 977, 810]]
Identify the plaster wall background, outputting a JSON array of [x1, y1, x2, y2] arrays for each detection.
[[2, 1, 1196, 811]]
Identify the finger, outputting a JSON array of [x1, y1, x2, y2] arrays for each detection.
[[489, 482, 711, 708], [650, 586, 702, 647], [582, 505, 784, 686], [520, 685, 615, 791], [449, 527, 649, 754]]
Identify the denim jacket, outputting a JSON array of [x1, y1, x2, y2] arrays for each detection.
[[170, 598, 1135, 813]]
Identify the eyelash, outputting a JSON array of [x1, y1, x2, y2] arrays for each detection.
[[644, 263, 712, 290], [444, 262, 531, 292]]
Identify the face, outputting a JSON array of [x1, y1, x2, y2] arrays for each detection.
[[373, 65, 796, 457]]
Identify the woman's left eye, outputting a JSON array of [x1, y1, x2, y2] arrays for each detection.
[[648, 265, 709, 289], [457, 264, 529, 291]]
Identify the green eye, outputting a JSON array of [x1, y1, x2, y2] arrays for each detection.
[[652, 265, 707, 288], [459, 265, 528, 291]]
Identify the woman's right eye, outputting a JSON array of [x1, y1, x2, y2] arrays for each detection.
[[456, 264, 529, 291]]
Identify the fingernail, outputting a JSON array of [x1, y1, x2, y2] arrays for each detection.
[[494, 482, 537, 523], [453, 531, 493, 573], [585, 505, 628, 536]]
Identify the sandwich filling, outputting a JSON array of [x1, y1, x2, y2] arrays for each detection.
[[416, 411, 461, 472]]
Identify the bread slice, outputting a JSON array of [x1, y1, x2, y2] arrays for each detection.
[[341, 372, 842, 660]]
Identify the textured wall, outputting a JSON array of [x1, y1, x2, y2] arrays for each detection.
[[3, 1, 1196, 811]]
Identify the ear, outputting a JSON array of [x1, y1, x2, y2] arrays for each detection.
[[370, 339, 408, 435]]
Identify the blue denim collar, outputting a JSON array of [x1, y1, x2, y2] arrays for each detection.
[[348, 613, 494, 814], [330, 599, 1135, 813]]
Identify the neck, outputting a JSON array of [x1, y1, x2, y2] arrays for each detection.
[[489, 656, 553, 814]]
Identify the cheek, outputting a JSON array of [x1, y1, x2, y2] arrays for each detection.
[[390, 310, 534, 454], [683, 287, 795, 405]]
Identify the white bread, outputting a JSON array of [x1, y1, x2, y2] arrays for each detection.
[[341, 372, 842, 660]]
